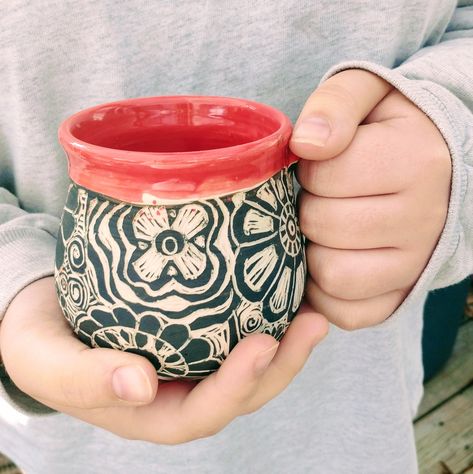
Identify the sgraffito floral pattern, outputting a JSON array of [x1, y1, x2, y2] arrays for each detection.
[[132, 204, 209, 282], [55, 166, 306, 379], [231, 167, 305, 339]]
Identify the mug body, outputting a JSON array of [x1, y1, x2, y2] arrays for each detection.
[[55, 96, 306, 379]]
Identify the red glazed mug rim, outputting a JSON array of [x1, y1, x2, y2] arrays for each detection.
[[58, 95, 297, 203]]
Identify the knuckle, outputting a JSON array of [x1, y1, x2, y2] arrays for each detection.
[[313, 82, 358, 112]]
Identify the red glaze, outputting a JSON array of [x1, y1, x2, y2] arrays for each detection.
[[58, 96, 297, 203]]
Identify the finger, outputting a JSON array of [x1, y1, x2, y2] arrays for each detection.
[[296, 122, 415, 198], [306, 244, 422, 300], [244, 303, 328, 413], [168, 333, 280, 442], [305, 276, 407, 331], [298, 191, 416, 250], [1, 279, 158, 409], [290, 70, 392, 161], [54, 309, 327, 444], [90, 333, 280, 444], [364, 89, 421, 124]]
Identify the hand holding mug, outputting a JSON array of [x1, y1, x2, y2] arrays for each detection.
[[0, 277, 327, 443], [292, 70, 451, 330]]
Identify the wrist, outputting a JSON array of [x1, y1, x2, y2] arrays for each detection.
[[0, 276, 55, 372]]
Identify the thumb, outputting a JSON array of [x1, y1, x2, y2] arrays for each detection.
[[0, 278, 158, 410], [290, 69, 392, 161], [46, 345, 159, 409], [11, 332, 159, 409]]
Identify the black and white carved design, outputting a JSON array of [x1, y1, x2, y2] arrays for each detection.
[[55, 167, 306, 379]]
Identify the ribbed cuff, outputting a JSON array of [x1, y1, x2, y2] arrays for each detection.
[[320, 60, 469, 319]]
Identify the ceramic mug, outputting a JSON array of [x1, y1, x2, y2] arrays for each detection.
[[55, 95, 306, 379]]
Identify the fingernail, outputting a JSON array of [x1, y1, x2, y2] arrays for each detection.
[[254, 343, 279, 376], [112, 365, 153, 403], [292, 116, 331, 147]]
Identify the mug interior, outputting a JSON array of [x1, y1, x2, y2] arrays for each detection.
[[71, 101, 282, 153], [59, 96, 294, 202]]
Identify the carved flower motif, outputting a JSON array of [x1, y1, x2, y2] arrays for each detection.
[[132, 205, 209, 281], [75, 306, 225, 380], [232, 167, 305, 330]]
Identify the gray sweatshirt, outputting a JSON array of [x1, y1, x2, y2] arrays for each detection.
[[0, 1, 472, 473]]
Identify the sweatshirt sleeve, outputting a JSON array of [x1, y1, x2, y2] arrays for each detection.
[[0, 186, 60, 415], [0, 187, 59, 320], [320, 2, 473, 315]]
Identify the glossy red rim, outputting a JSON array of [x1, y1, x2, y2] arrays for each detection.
[[58, 95, 296, 203]]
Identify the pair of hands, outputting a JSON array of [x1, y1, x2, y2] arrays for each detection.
[[0, 70, 451, 444]]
